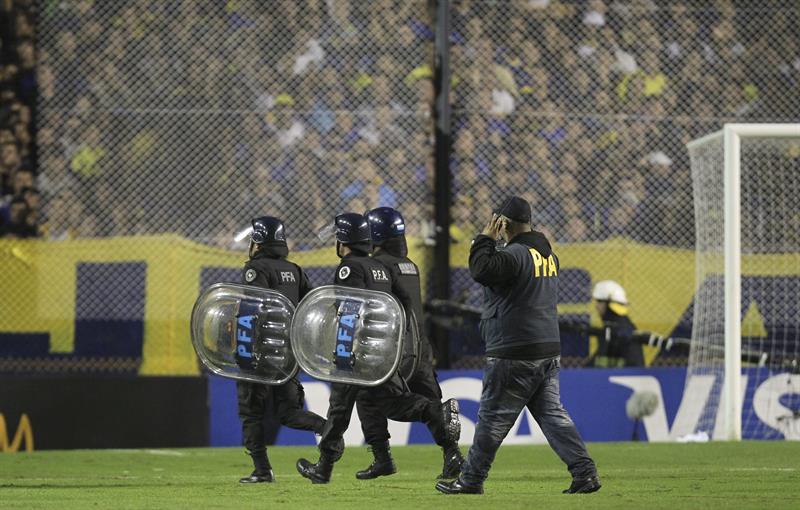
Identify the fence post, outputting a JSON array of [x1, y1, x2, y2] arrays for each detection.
[[431, 0, 452, 367]]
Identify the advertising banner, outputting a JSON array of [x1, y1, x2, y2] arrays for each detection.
[[210, 367, 799, 446]]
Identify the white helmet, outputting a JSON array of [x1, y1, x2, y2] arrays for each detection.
[[592, 280, 628, 304]]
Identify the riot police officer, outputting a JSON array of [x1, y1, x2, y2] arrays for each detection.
[[354, 207, 463, 480], [236, 216, 326, 483], [296, 212, 462, 484]]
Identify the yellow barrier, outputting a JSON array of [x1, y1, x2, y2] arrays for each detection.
[[1, 237, 797, 374]]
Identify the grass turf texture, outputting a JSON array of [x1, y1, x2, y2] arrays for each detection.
[[1, 442, 799, 509]]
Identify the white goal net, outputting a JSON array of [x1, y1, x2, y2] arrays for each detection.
[[687, 125, 800, 440]]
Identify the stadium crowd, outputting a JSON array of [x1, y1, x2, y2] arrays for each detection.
[[0, 0, 38, 238], [2, 0, 798, 246]]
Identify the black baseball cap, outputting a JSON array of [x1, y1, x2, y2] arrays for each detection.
[[493, 196, 531, 224]]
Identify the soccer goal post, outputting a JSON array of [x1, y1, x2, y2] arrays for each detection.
[[687, 123, 800, 441]]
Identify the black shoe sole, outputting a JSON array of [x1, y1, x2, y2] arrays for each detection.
[[298, 472, 330, 484], [239, 477, 273, 484], [443, 399, 461, 443], [575, 482, 601, 494], [355, 468, 397, 480]]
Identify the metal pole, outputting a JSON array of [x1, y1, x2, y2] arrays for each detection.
[[431, 0, 452, 367], [723, 124, 742, 441]]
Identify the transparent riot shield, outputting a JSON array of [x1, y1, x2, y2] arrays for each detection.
[[291, 286, 405, 386], [191, 283, 298, 385]]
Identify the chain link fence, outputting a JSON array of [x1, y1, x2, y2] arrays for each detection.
[[1, 0, 798, 373], [3, 0, 436, 374], [36, 0, 435, 243], [446, 0, 800, 368]]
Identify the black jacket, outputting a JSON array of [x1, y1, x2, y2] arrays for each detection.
[[372, 244, 433, 368], [372, 249, 423, 329], [469, 230, 561, 359], [592, 309, 644, 367], [334, 252, 392, 293], [242, 249, 311, 306]]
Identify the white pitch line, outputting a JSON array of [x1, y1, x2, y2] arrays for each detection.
[[145, 449, 186, 456], [102, 449, 187, 456], [726, 467, 796, 472]]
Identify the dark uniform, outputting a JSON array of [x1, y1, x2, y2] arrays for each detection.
[[354, 208, 453, 480], [296, 213, 461, 484], [369, 247, 441, 400], [357, 251, 442, 452], [236, 217, 325, 483], [317, 254, 452, 464], [437, 196, 599, 495], [590, 308, 644, 367]]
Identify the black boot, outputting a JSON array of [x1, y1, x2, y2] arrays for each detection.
[[240, 451, 273, 483], [239, 469, 274, 483], [563, 475, 601, 494], [296, 456, 334, 484], [356, 442, 397, 480], [435, 478, 483, 495], [438, 443, 465, 479]]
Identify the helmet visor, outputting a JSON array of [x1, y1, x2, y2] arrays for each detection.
[[316, 223, 336, 243]]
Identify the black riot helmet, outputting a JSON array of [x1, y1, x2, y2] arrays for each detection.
[[334, 212, 372, 255], [366, 206, 408, 257], [366, 207, 406, 244], [251, 216, 286, 244], [249, 216, 288, 258]]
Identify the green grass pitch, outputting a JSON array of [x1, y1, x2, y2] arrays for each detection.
[[1, 442, 799, 509]]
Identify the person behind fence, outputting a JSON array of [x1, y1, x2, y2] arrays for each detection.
[[589, 280, 644, 367], [436, 196, 600, 495], [352, 207, 464, 480], [296, 212, 462, 484], [236, 216, 326, 483]]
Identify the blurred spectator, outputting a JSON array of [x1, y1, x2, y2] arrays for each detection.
[[1, 195, 36, 238], [40, 191, 71, 240], [1, 165, 33, 207], [4, 0, 797, 251], [341, 157, 398, 209], [1, 140, 22, 190], [20, 185, 40, 218], [450, 196, 477, 243]]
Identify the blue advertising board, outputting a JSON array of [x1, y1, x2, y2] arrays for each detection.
[[209, 367, 799, 447]]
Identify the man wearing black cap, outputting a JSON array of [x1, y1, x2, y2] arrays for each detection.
[[436, 197, 600, 495], [296, 212, 462, 484], [236, 216, 326, 483]]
